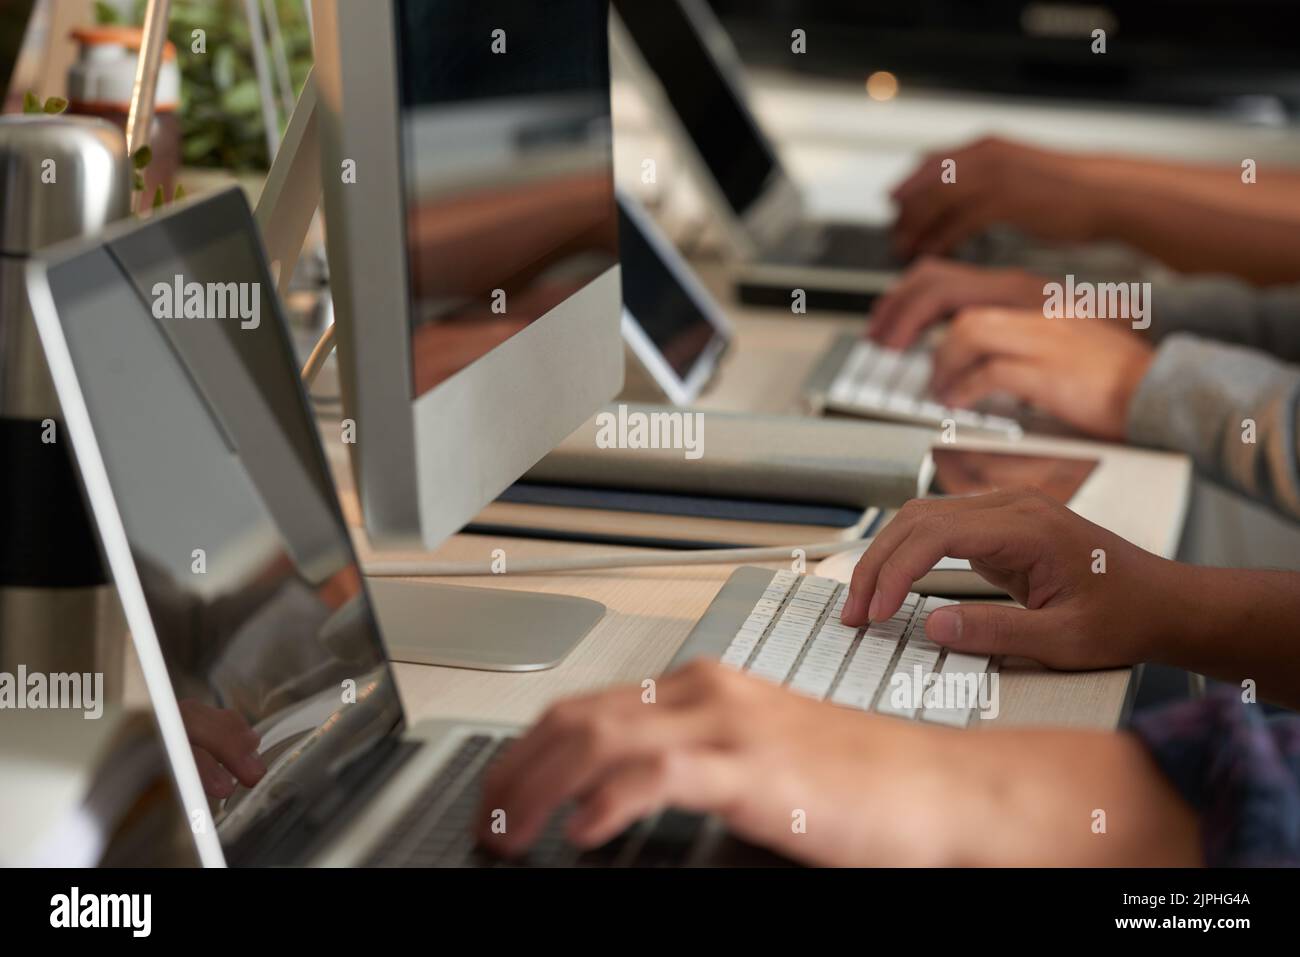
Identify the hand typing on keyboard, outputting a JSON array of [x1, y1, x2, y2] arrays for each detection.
[[474, 655, 1199, 867], [841, 487, 1171, 670], [927, 309, 1153, 442], [868, 257, 1044, 350], [473, 489, 1300, 867]]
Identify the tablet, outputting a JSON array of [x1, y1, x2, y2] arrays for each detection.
[[617, 190, 731, 405], [926, 448, 1099, 502]]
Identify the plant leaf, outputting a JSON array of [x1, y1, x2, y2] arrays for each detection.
[[132, 144, 153, 170], [173, 183, 186, 202], [42, 96, 68, 115], [23, 91, 40, 114], [152, 185, 165, 209], [93, 1, 119, 25], [133, 171, 145, 191]]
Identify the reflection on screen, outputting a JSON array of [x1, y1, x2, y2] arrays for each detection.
[[928, 449, 1098, 501], [613, 0, 778, 215], [617, 197, 718, 378], [395, 0, 618, 397], [43, 193, 402, 864]]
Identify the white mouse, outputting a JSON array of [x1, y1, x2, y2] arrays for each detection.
[[814, 548, 1005, 597]]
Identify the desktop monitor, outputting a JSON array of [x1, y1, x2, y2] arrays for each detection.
[[311, 0, 621, 669], [312, 0, 622, 550]]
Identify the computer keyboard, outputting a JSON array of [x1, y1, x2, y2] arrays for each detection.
[[824, 337, 1023, 438], [676, 569, 995, 727]]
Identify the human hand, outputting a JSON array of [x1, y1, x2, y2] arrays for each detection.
[[868, 257, 1046, 349], [891, 137, 1101, 258], [929, 308, 1154, 440], [476, 660, 983, 866], [842, 489, 1175, 670], [178, 699, 266, 798], [475, 656, 1201, 867]]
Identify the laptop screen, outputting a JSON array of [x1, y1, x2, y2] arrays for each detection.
[[38, 191, 403, 864], [613, 0, 780, 217]]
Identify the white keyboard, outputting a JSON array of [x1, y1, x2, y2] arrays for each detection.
[[721, 572, 994, 727], [826, 339, 1023, 438]]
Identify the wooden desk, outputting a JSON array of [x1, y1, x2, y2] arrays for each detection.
[[338, 275, 1192, 732]]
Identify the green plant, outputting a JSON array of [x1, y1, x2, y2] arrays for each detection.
[[93, 1, 121, 25], [131, 143, 152, 191], [22, 92, 69, 115], [111, 0, 312, 171], [168, 0, 313, 171]]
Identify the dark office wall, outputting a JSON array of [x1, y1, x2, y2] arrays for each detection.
[[705, 0, 1300, 111]]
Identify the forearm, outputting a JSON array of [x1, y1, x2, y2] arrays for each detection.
[[1142, 277, 1300, 353], [1073, 160, 1300, 283], [1127, 336, 1300, 521], [1144, 562, 1300, 708], [944, 728, 1201, 866], [1096, 187, 1300, 283]]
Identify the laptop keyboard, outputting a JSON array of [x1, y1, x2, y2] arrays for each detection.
[[827, 338, 1022, 437], [365, 735, 787, 867], [722, 571, 993, 726]]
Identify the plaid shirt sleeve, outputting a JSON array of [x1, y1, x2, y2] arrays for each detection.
[[1130, 687, 1300, 867]]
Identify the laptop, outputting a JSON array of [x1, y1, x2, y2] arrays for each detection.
[[25, 187, 788, 867], [610, 0, 1018, 313]]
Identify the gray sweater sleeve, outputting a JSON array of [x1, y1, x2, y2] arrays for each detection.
[[1148, 276, 1300, 356], [1127, 334, 1300, 521]]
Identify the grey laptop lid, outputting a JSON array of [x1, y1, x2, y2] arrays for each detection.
[[611, 0, 785, 219], [27, 188, 405, 867]]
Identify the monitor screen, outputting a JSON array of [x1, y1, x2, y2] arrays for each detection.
[[613, 0, 779, 217], [394, 0, 619, 397], [41, 192, 403, 865], [617, 195, 720, 379]]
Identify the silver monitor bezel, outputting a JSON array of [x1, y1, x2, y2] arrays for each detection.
[[311, 0, 624, 550]]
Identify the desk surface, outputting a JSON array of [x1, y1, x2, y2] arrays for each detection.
[[336, 273, 1191, 732]]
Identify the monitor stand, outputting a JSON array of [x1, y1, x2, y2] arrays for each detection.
[[365, 579, 605, 672], [257, 74, 607, 673]]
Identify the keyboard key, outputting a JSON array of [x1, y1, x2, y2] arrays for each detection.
[[827, 343, 1024, 437], [921, 652, 994, 728]]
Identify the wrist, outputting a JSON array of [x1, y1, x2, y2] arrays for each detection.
[[942, 728, 1202, 866], [1106, 345, 1156, 441], [1139, 560, 1222, 667], [1065, 155, 1129, 243]]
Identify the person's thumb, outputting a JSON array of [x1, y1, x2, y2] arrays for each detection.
[[925, 603, 1048, 659]]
